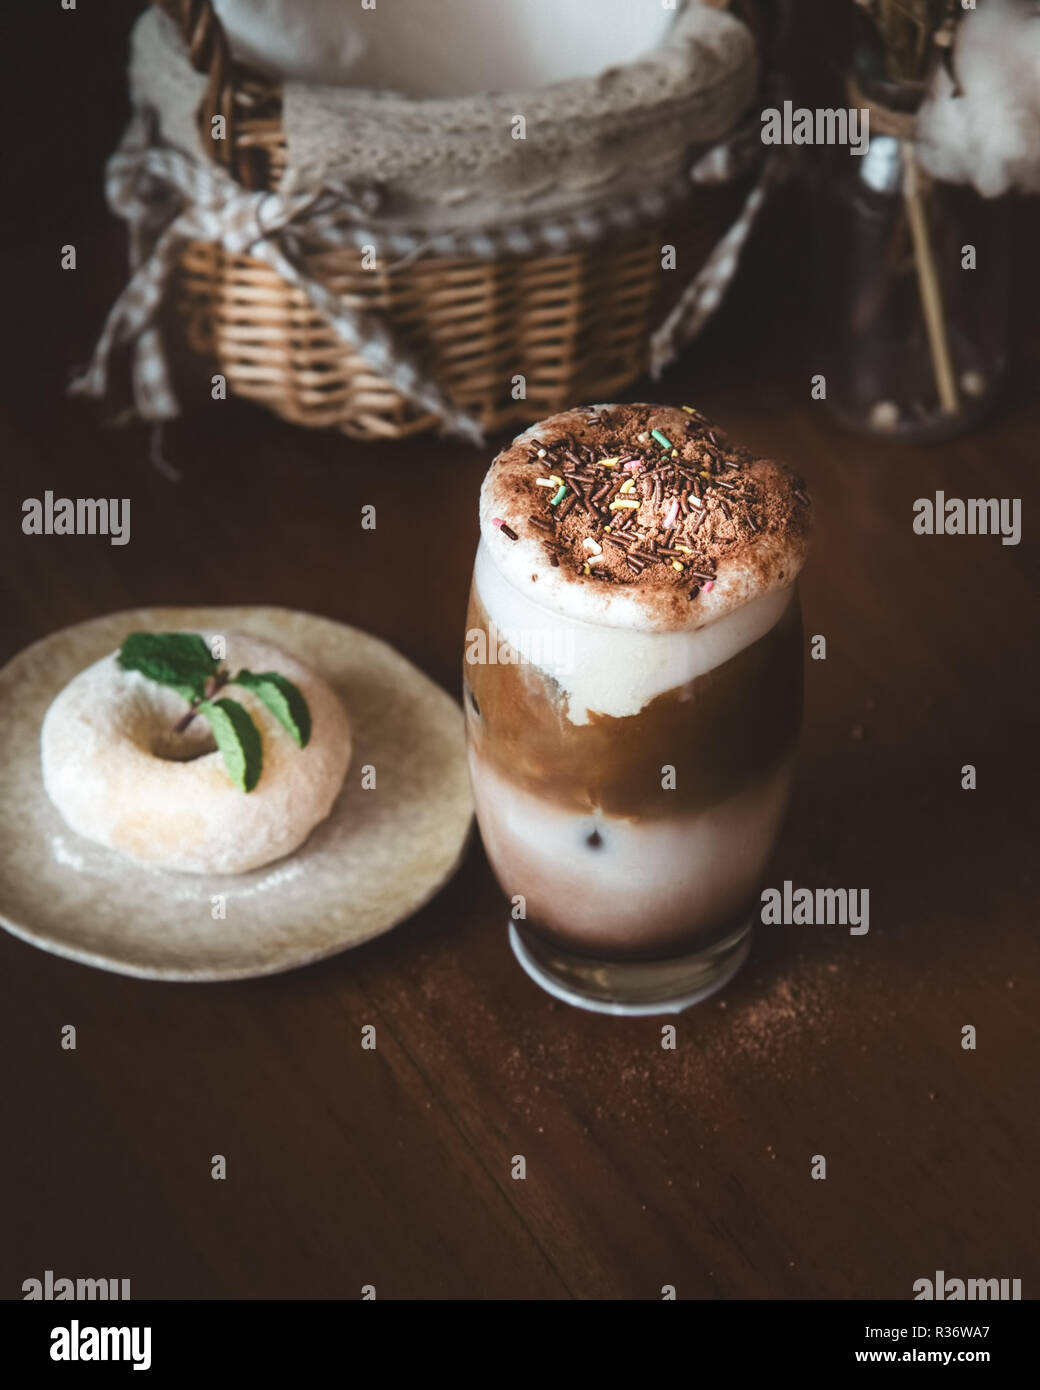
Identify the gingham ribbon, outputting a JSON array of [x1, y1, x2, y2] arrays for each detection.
[[70, 109, 486, 443], [648, 147, 785, 379], [73, 106, 777, 440]]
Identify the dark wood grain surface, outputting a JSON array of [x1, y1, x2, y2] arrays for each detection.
[[1, 2, 1038, 1301]]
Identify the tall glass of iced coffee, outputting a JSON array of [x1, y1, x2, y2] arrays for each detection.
[[464, 405, 811, 1014]]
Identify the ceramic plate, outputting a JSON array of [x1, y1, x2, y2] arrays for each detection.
[[0, 606, 472, 980]]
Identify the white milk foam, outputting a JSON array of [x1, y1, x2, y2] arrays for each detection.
[[472, 538, 793, 725]]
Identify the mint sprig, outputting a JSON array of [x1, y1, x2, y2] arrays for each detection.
[[198, 698, 263, 793], [235, 670, 312, 748], [118, 632, 220, 702], [116, 632, 313, 793]]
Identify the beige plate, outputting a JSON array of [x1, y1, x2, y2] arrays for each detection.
[[0, 607, 473, 981]]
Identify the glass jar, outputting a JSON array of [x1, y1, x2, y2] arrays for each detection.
[[814, 69, 1010, 442]]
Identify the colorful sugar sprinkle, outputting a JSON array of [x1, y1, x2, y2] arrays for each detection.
[[492, 517, 519, 541], [549, 485, 568, 506], [651, 428, 673, 450]]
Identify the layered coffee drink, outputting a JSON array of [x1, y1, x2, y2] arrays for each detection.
[[464, 404, 811, 1013]]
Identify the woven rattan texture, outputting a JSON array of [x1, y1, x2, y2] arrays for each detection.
[[160, 0, 739, 438]]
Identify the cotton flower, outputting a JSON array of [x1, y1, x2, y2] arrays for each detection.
[[916, 0, 1040, 197]]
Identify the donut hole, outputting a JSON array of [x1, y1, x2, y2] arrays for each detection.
[[121, 684, 221, 763], [148, 723, 219, 763]]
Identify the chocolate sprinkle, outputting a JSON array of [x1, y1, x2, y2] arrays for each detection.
[[505, 406, 810, 603]]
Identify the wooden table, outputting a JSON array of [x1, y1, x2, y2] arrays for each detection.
[[2, 2, 1037, 1302]]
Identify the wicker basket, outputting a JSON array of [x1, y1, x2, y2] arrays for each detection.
[[159, 0, 750, 440]]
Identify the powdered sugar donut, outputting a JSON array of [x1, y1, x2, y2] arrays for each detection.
[[41, 631, 351, 875]]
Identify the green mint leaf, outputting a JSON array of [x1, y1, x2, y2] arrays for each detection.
[[198, 698, 263, 792], [235, 670, 312, 748], [118, 632, 220, 703]]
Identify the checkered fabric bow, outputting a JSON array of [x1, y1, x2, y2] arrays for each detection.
[[70, 109, 486, 444], [649, 131, 787, 380]]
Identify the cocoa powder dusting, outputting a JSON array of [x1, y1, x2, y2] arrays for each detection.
[[492, 404, 812, 626]]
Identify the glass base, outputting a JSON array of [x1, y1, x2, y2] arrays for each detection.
[[508, 918, 752, 1017], [825, 388, 999, 445]]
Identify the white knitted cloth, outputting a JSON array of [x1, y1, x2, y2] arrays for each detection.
[[130, 2, 757, 233]]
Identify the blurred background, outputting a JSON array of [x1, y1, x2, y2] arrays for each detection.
[[3, 1, 1036, 459]]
